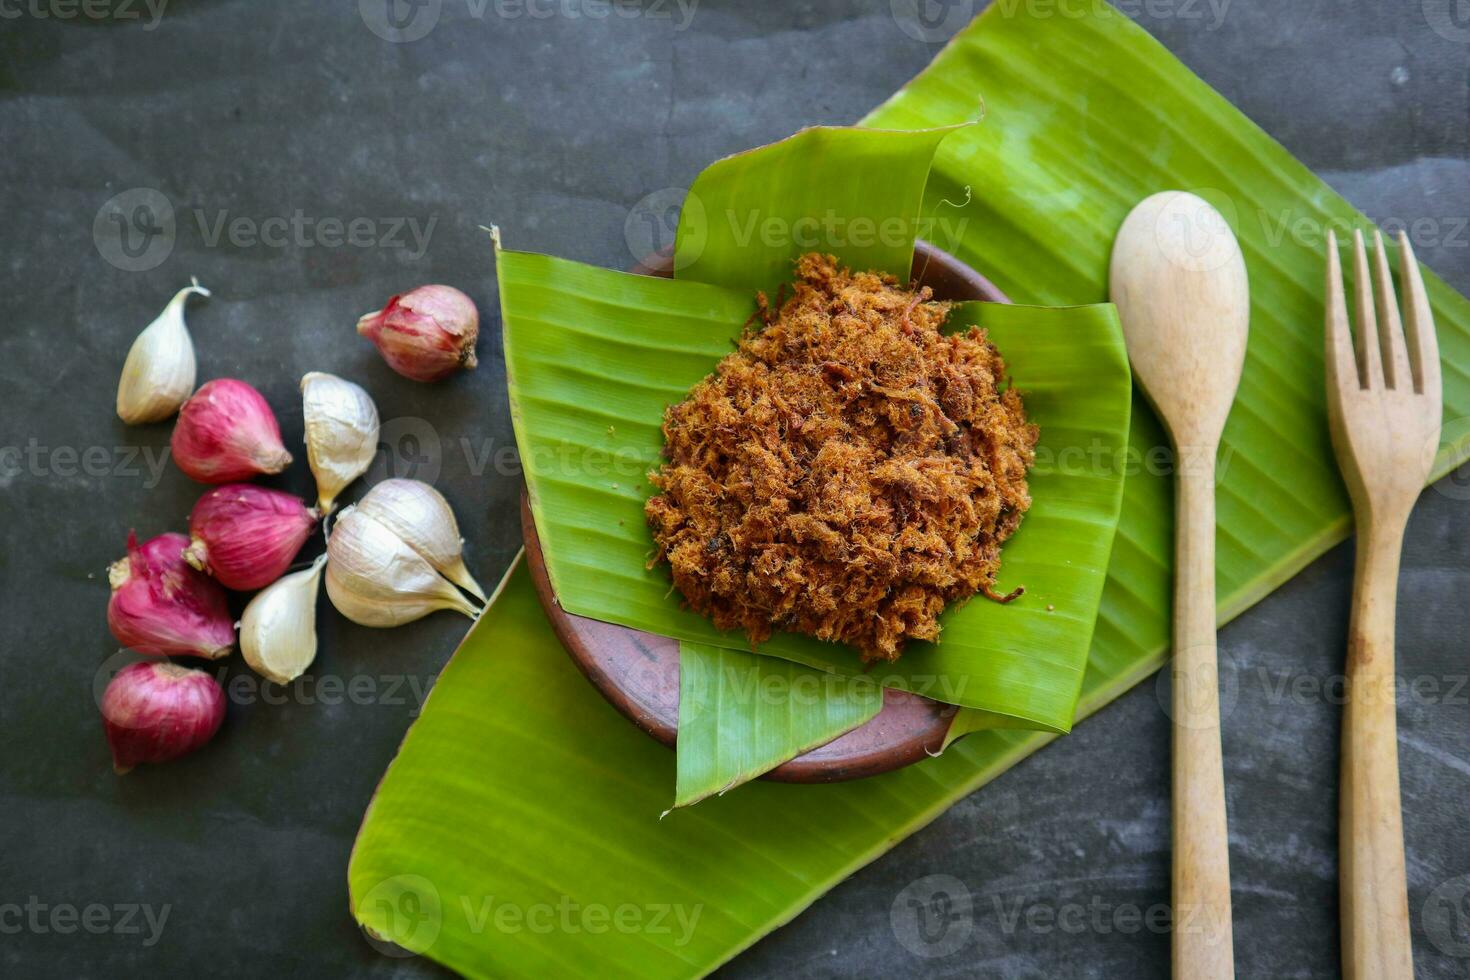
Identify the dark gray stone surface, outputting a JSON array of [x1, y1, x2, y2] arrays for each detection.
[[2, 1, 1467, 977]]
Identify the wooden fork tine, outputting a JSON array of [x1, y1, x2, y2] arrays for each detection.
[[1397, 231, 1442, 402], [1325, 230, 1358, 395], [1370, 230, 1411, 390], [1351, 230, 1383, 388]]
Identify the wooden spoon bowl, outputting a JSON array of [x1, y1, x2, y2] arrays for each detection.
[[522, 240, 1010, 783]]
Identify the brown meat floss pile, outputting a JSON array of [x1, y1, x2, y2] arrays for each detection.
[[645, 253, 1038, 662]]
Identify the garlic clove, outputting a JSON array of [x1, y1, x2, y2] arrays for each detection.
[[356, 478, 486, 601], [101, 660, 225, 774], [107, 530, 235, 659], [356, 284, 479, 382], [300, 372, 380, 516], [172, 378, 293, 484], [116, 279, 209, 425], [186, 484, 320, 591], [325, 506, 479, 627], [239, 553, 327, 685]]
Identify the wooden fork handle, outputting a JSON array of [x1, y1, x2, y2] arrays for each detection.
[[1341, 520, 1414, 980], [1172, 466, 1235, 980]]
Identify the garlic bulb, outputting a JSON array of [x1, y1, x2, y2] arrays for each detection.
[[239, 554, 327, 685], [301, 372, 380, 515], [325, 506, 479, 627], [356, 479, 485, 601], [116, 279, 209, 424]]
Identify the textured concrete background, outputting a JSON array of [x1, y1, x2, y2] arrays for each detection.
[[2, 1, 1468, 977]]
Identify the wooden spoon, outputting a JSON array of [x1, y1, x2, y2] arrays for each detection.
[[1110, 191, 1250, 979]]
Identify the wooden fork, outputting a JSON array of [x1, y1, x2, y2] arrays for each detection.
[[1324, 228, 1442, 980]]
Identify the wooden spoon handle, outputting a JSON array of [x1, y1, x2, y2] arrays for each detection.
[[1341, 521, 1414, 980], [1172, 465, 1235, 979]]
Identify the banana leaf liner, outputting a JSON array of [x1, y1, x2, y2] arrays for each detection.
[[352, 4, 1470, 978], [501, 124, 1132, 732]]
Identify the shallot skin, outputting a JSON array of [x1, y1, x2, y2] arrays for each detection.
[[171, 378, 292, 483], [185, 484, 319, 591], [357, 285, 479, 382], [107, 531, 235, 659], [101, 661, 225, 774]]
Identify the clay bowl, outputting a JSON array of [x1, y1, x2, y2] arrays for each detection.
[[521, 240, 1011, 783]]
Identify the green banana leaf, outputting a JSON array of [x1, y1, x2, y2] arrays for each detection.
[[673, 641, 882, 809], [353, 4, 1470, 978], [502, 240, 1131, 728], [671, 123, 973, 296], [350, 557, 1049, 979]]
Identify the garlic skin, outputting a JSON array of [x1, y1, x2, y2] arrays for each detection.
[[185, 484, 320, 591], [356, 285, 479, 382], [301, 372, 380, 515], [172, 378, 293, 483], [107, 531, 235, 659], [101, 661, 225, 774], [116, 280, 210, 424], [356, 479, 486, 601], [325, 506, 479, 627], [239, 553, 327, 685]]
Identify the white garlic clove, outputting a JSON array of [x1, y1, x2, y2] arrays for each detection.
[[301, 372, 380, 515], [325, 506, 479, 627], [356, 478, 486, 601], [116, 279, 210, 425], [239, 553, 327, 685]]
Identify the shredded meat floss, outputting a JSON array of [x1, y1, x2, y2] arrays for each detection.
[[645, 253, 1038, 662]]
